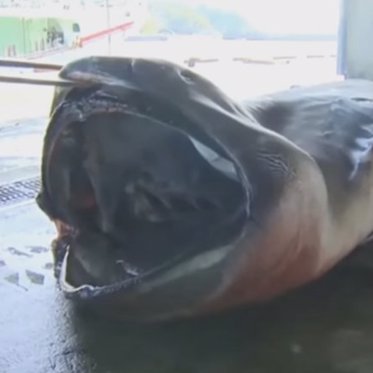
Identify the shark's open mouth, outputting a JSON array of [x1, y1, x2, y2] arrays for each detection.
[[39, 89, 248, 289]]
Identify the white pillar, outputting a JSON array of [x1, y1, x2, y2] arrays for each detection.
[[338, 0, 373, 80]]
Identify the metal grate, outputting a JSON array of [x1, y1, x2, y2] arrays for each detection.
[[0, 177, 41, 208]]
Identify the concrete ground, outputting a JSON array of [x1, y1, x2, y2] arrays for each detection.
[[1, 57, 373, 373]]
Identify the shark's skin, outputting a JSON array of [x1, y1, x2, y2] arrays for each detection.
[[37, 57, 373, 322]]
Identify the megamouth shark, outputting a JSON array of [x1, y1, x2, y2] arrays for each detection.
[[36, 56, 373, 322]]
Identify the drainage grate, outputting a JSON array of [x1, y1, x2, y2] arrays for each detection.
[[0, 177, 41, 208]]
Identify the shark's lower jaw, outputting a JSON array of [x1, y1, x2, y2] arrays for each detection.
[[43, 95, 248, 290]]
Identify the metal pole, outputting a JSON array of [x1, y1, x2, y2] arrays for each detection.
[[105, 0, 112, 55], [0, 58, 62, 70], [0, 74, 76, 87], [337, 0, 347, 77]]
